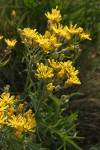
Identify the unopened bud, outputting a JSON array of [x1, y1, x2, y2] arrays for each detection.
[[52, 51, 58, 59], [55, 84, 61, 91], [11, 10, 16, 17], [59, 53, 65, 61]]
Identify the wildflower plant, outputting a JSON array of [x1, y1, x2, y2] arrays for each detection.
[[0, 86, 36, 149], [17, 7, 91, 150], [0, 35, 17, 67], [0, 7, 91, 150]]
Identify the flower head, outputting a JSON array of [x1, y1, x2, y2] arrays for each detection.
[[64, 22, 77, 35], [51, 23, 71, 40], [11, 10, 16, 17], [48, 59, 61, 69], [5, 39, 17, 47], [45, 6, 62, 23], [0, 92, 16, 105], [22, 28, 38, 42], [65, 76, 81, 85], [46, 83, 55, 91], [80, 32, 91, 40], [37, 33, 61, 53], [35, 63, 54, 78]]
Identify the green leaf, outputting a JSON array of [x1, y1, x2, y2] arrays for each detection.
[[0, 55, 11, 67], [17, 12, 28, 28], [27, 143, 43, 150], [49, 94, 60, 107], [65, 139, 82, 150], [68, 92, 84, 99]]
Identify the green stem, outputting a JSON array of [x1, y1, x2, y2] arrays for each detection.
[[22, 53, 32, 98], [64, 141, 66, 150], [35, 82, 47, 114]]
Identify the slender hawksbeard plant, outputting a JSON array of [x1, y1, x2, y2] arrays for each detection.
[[18, 6, 91, 150], [0, 6, 91, 150]]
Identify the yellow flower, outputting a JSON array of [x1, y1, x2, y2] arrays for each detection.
[[38, 33, 61, 52], [38, 36, 51, 52], [35, 63, 54, 78], [7, 110, 36, 138], [75, 27, 83, 34], [45, 6, 62, 23], [0, 92, 16, 105], [51, 23, 63, 35], [22, 28, 39, 43], [57, 69, 65, 78], [49, 35, 61, 48], [51, 23, 71, 40], [64, 22, 77, 35], [80, 32, 91, 40], [5, 39, 17, 47], [61, 61, 73, 72], [48, 59, 61, 69], [0, 36, 3, 40], [65, 76, 81, 85], [44, 31, 51, 38], [11, 10, 16, 17], [46, 83, 55, 91]]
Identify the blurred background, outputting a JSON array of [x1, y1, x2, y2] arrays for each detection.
[[0, 0, 100, 149]]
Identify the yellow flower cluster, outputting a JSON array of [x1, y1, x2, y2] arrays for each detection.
[[49, 59, 81, 85], [20, 28, 61, 52], [50, 22, 91, 41], [7, 108, 36, 138], [5, 39, 17, 47], [0, 91, 36, 138], [19, 7, 91, 54], [35, 59, 81, 91], [18, 7, 91, 93]]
